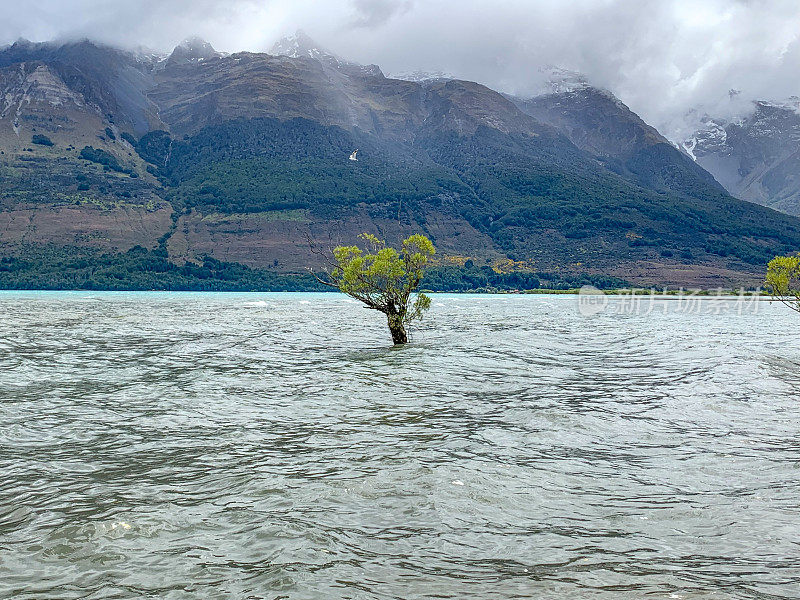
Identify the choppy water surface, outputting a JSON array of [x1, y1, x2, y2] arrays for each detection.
[[1, 292, 799, 599]]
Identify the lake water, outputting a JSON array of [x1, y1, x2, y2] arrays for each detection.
[[1, 292, 798, 599]]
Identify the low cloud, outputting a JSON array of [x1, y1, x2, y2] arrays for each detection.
[[3, 0, 800, 139], [350, 0, 413, 27]]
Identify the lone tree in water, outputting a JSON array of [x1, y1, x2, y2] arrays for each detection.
[[766, 253, 800, 312], [312, 233, 435, 344]]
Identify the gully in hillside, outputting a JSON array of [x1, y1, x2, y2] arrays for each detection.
[[310, 233, 435, 344]]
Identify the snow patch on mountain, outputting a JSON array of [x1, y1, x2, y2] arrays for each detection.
[[165, 37, 224, 67], [528, 66, 626, 109], [270, 30, 326, 60], [680, 96, 800, 160], [391, 70, 455, 83], [682, 137, 698, 161], [539, 67, 590, 94], [675, 95, 800, 215], [270, 31, 383, 78], [681, 117, 729, 159], [757, 96, 800, 115]]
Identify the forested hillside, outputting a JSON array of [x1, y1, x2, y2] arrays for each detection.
[[2, 37, 799, 289]]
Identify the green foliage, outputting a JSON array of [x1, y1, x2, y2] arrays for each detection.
[[422, 126, 799, 266], [0, 241, 633, 292], [120, 132, 137, 146], [624, 142, 723, 198], [126, 117, 800, 271], [136, 130, 172, 167], [104, 127, 116, 141], [326, 233, 435, 343], [766, 253, 800, 312], [0, 245, 327, 292], [31, 134, 54, 146], [136, 118, 469, 214], [0, 244, 630, 293], [421, 266, 629, 292], [79, 146, 125, 172]]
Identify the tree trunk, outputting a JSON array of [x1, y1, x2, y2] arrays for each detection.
[[387, 313, 408, 345]]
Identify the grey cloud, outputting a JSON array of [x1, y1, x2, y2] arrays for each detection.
[[2, 0, 800, 140], [350, 0, 413, 27]]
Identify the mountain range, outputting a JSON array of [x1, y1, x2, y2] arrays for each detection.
[[1, 33, 799, 290], [682, 99, 800, 217]]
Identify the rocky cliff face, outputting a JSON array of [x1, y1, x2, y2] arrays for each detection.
[[164, 37, 223, 68], [0, 39, 164, 135], [0, 41, 169, 258], [1, 36, 799, 288], [269, 30, 384, 78], [682, 100, 800, 216]]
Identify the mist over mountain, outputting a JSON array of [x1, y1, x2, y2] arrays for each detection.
[[2, 32, 799, 291], [7, 1, 798, 227], [4, 0, 800, 141], [681, 98, 800, 217], [509, 74, 727, 201]]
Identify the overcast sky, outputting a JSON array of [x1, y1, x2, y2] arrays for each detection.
[[3, 0, 799, 139]]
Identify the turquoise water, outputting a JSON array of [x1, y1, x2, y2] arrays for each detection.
[[1, 291, 798, 599]]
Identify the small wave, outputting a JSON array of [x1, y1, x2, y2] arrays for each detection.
[[3, 292, 799, 600]]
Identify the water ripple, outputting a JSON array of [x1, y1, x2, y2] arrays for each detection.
[[1, 291, 799, 599]]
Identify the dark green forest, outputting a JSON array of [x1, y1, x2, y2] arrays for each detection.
[[0, 245, 628, 292], [5, 116, 800, 291], [134, 118, 800, 268], [0, 245, 326, 291]]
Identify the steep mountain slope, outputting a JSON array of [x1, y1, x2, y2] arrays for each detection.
[[1, 37, 800, 289], [0, 47, 170, 256], [164, 36, 223, 68], [269, 30, 384, 78], [135, 50, 800, 285], [682, 100, 800, 216], [148, 50, 402, 138], [0, 39, 163, 134], [511, 72, 726, 200]]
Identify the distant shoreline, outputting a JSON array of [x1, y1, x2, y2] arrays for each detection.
[[0, 288, 769, 297]]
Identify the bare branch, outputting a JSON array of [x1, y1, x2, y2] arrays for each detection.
[[304, 229, 338, 271], [306, 267, 339, 288]]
